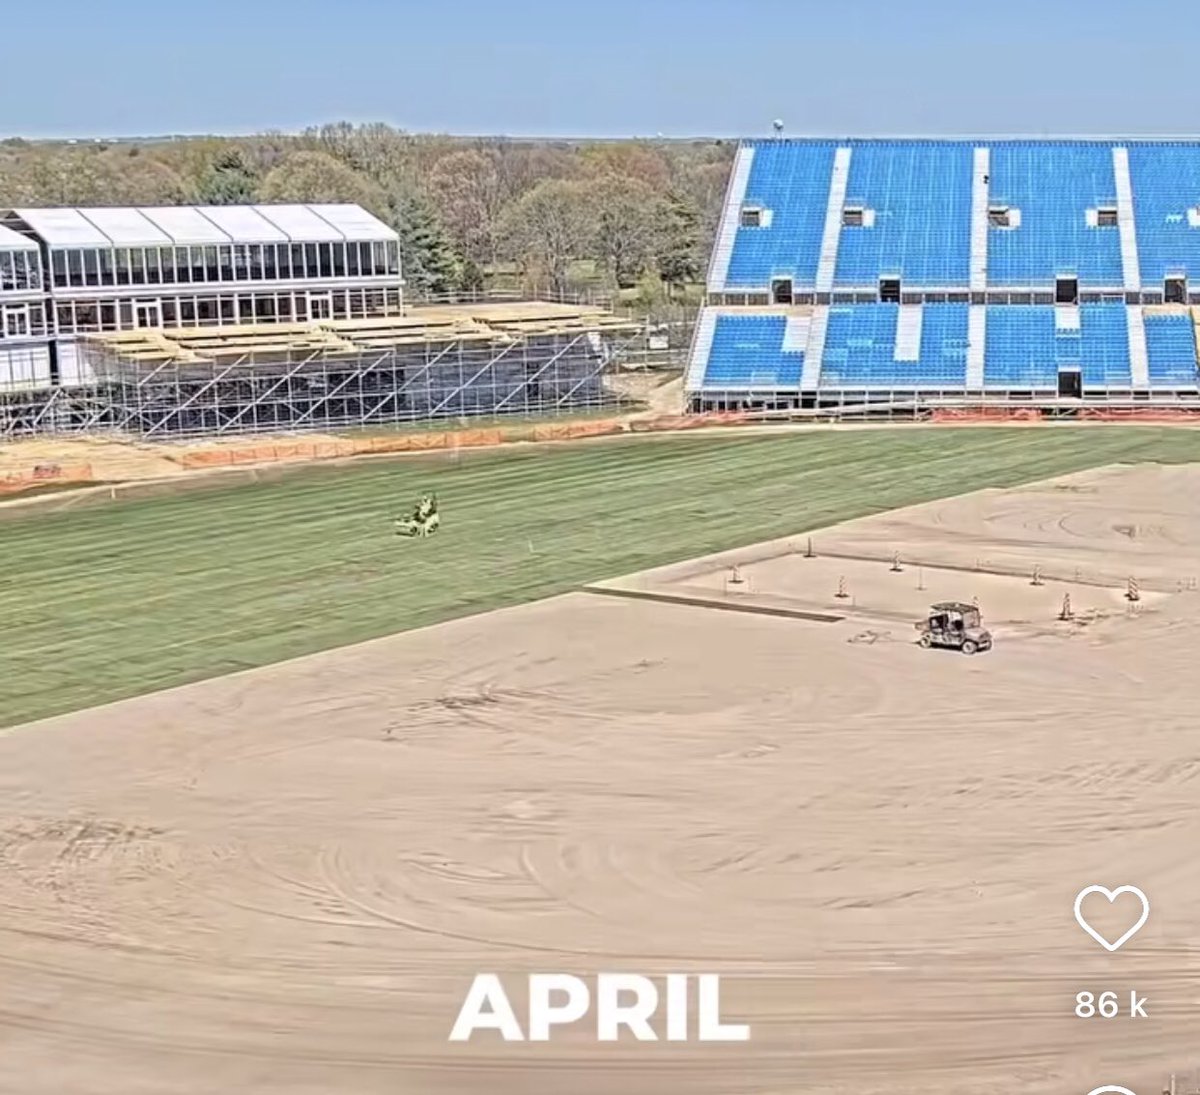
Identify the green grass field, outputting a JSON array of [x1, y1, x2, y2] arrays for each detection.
[[2, 426, 1197, 728]]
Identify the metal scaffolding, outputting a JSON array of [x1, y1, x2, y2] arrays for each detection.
[[0, 311, 649, 439]]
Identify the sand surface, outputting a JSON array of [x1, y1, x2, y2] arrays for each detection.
[[3, 463, 1200, 1094]]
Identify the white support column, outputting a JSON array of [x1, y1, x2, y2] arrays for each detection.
[[1112, 147, 1141, 293], [815, 148, 852, 295], [970, 147, 990, 293], [1126, 304, 1150, 387], [707, 146, 755, 292], [685, 308, 719, 392], [966, 305, 987, 388], [800, 305, 829, 388]]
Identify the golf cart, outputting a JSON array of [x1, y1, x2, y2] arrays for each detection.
[[916, 602, 993, 655]]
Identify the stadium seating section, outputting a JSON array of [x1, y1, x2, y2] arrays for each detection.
[[697, 139, 1200, 401]]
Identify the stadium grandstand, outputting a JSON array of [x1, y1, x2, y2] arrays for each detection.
[[0, 204, 637, 437], [688, 138, 1200, 415]]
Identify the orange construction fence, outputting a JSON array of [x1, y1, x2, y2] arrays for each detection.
[[931, 407, 1043, 423], [1077, 407, 1200, 423], [0, 462, 95, 495]]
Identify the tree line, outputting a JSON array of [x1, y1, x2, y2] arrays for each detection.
[[0, 125, 735, 302]]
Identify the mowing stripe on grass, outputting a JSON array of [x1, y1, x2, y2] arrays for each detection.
[[2, 426, 1197, 728]]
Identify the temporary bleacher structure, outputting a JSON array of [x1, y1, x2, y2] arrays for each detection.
[[690, 138, 1200, 414]]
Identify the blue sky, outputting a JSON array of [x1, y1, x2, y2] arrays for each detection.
[[4, 0, 1198, 139]]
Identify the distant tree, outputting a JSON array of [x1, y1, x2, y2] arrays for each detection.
[[195, 148, 258, 204], [655, 192, 702, 295], [387, 189, 460, 296], [580, 141, 672, 190], [427, 149, 503, 264], [259, 151, 385, 210], [584, 175, 660, 288], [497, 178, 592, 296], [459, 257, 485, 293]]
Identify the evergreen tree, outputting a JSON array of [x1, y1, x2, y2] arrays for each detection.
[[195, 148, 258, 205], [656, 192, 702, 296], [387, 190, 460, 297]]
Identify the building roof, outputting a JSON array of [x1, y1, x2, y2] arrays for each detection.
[[0, 223, 37, 252], [5, 203, 397, 249]]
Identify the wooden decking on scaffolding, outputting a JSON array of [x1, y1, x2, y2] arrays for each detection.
[[83, 301, 640, 367]]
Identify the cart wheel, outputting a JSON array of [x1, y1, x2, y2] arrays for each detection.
[[961, 640, 978, 655], [918, 634, 932, 648]]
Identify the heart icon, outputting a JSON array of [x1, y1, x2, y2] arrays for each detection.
[[1074, 886, 1150, 952]]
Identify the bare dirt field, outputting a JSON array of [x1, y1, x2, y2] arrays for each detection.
[[3, 463, 1200, 1095]]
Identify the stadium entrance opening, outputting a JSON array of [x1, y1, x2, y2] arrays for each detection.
[[1165, 274, 1187, 304], [879, 277, 901, 303], [771, 277, 794, 305], [1055, 276, 1079, 305], [1058, 366, 1082, 399]]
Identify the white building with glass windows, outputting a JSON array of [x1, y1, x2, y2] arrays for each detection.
[[0, 223, 51, 387], [0, 203, 401, 388]]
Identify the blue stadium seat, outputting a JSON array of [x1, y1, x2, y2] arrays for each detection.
[[701, 314, 803, 387], [833, 142, 973, 287], [1077, 304, 1131, 387], [983, 307, 1058, 387], [983, 304, 1132, 387], [724, 141, 838, 289], [987, 143, 1124, 287], [1128, 143, 1200, 287], [1144, 313, 1199, 386], [818, 304, 969, 387]]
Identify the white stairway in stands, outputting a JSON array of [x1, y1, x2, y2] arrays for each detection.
[[783, 313, 811, 353], [970, 147, 990, 294], [685, 309, 718, 390], [894, 305, 923, 361], [1126, 305, 1150, 387], [967, 305, 986, 387], [800, 306, 829, 388], [815, 148, 852, 294], [707, 147, 755, 292], [1055, 305, 1081, 332], [1112, 147, 1142, 294]]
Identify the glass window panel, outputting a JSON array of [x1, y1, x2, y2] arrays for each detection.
[[180, 298, 197, 324], [263, 244, 278, 280], [67, 250, 85, 287], [130, 249, 147, 285], [317, 243, 333, 278], [55, 303, 74, 332], [345, 243, 360, 278], [290, 244, 304, 279], [115, 249, 131, 286], [300, 243, 317, 278], [98, 250, 115, 287], [332, 244, 346, 278], [73, 304, 98, 332], [99, 303, 117, 330]]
